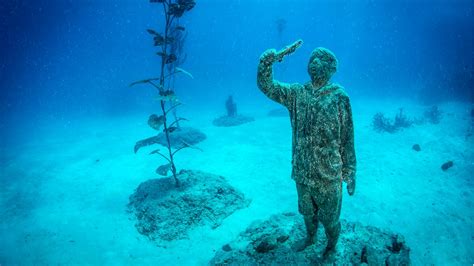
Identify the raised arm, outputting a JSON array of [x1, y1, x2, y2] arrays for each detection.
[[339, 95, 357, 195], [257, 40, 303, 106]]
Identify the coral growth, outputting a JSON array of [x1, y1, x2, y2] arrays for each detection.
[[393, 108, 413, 128], [373, 112, 396, 133], [210, 213, 410, 265], [423, 105, 442, 124], [373, 108, 412, 133], [128, 170, 250, 242]]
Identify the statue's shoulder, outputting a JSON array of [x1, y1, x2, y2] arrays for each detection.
[[290, 82, 306, 94], [328, 83, 349, 99]]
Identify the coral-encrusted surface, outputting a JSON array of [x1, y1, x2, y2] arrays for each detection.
[[210, 212, 410, 265], [128, 170, 250, 242]]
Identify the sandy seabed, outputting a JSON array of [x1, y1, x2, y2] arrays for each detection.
[[1, 99, 473, 265]]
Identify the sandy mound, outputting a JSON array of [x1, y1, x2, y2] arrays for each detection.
[[212, 115, 255, 127], [128, 170, 251, 242], [210, 212, 410, 265]]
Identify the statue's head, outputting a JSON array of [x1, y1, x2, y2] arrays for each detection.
[[307, 47, 338, 88]]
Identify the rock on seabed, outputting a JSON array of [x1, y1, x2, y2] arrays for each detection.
[[128, 170, 251, 242], [210, 212, 410, 265]]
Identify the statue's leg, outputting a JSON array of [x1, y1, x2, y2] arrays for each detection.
[[293, 183, 318, 251], [314, 181, 342, 257]]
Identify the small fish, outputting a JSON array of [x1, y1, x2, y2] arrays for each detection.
[[156, 163, 171, 176], [175, 26, 185, 31]]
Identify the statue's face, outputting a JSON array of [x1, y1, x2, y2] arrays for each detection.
[[308, 58, 331, 87], [307, 48, 338, 88]]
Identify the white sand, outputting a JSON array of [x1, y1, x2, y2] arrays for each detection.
[[1, 99, 473, 265]]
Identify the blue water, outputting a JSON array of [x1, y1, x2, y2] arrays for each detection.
[[1, 0, 473, 264]]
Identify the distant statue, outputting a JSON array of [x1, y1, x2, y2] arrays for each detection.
[[225, 95, 237, 117], [257, 40, 357, 257], [213, 95, 254, 127]]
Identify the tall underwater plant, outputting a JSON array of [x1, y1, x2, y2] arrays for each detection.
[[166, 11, 190, 128], [131, 0, 196, 187]]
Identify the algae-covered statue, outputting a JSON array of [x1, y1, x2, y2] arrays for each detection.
[[257, 40, 357, 257]]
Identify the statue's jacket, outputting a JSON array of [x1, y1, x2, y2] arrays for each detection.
[[257, 59, 356, 188]]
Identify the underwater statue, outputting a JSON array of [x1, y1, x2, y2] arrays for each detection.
[[213, 96, 254, 127], [225, 95, 237, 117], [257, 40, 357, 257]]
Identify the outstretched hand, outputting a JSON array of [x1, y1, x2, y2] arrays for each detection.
[[275, 39, 303, 62], [260, 39, 303, 65]]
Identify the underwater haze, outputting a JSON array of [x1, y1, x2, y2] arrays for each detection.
[[1, 0, 473, 265]]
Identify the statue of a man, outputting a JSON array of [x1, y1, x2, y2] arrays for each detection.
[[257, 40, 357, 256]]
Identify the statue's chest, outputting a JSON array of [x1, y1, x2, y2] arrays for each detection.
[[292, 91, 339, 138]]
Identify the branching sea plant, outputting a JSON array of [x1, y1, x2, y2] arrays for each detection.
[[166, 14, 190, 127], [423, 105, 442, 124], [131, 0, 196, 187], [393, 108, 413, 129], [373, 108, 413, 133], [372, 112, 395, 133]]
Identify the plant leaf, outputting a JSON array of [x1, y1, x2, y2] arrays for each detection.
[[148, 114, 165, 130], [156, 90, 178, 102], [149, 149, 160, 155], [156, 163, 171, 176], [134, 136, 160, 153], [129, 78, 160, 87], [178, 0, 195, 11], [164, 126, 178, 133], [147, 29, 158, 35], [165, 54, 177, 64], [168, 3, 185, 17], [175, 67, 194, 79]]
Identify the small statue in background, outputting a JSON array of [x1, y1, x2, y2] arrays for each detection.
[[213, 96, 254, 127], [225, 96, 237, 117]]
